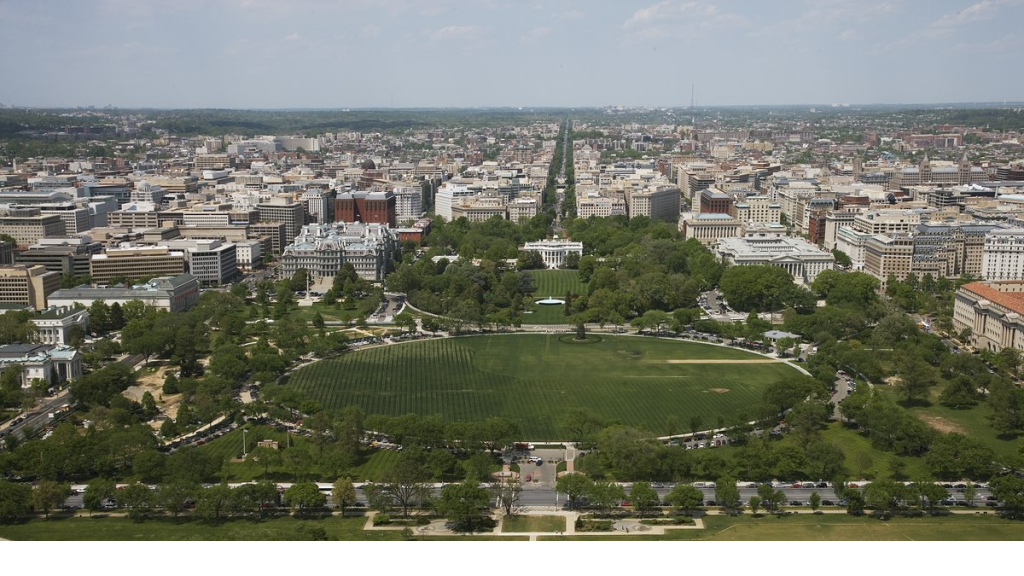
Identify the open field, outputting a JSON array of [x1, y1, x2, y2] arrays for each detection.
[[5, 512, 1017, 541], [543, 513, 1024, 541], [287, 334, 799, 438], [531, 269, 585, 299], [0, 515, 525, 541], [874, 385, 1020, 462], [502, 515, 566, 533]]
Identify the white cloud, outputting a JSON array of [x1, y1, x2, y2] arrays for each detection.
[[520, 26, 551, 45], [430, 25, 483, 41], [624, 1, 719, 28], [282, 32, 301, 42]]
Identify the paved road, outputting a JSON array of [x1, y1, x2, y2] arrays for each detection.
[[0, 388, 72, 441]]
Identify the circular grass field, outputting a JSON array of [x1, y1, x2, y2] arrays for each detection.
[[286, 334, 803, 438]]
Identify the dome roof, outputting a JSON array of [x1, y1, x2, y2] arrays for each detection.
[[360, 159, 376, 170]]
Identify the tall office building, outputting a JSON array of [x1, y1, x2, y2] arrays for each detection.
[[0, 265, 61, 310]]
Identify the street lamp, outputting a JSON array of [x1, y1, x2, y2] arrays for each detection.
[[242, 429, 249, 457]]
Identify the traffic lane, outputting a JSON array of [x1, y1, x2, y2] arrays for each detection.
[[3, 388, 72, 440], [59, 484, 995, 510]]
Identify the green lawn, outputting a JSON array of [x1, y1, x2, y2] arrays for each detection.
[[815, 422, 931, 480], [502, 515, 566, 533], [286, 334, 800, 438], [531, 269, 585, 299], [0, 515, 526, 541], [544, 513, 1024, 541], [874, 385, 1020, 462]]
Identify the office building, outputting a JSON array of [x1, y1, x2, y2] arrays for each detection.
[[301, 188, 333, 224], [0, 265, 61, 310], [39, 203, 92, 235], [394, 186, 423, 223], [235, 240, 263, 271], [953, 280, 1024, 352], [715, 234, 834, 283], [163, 239, 238, 285], [279, 222, 397, 282], [681, 213, 742, 245], [14, 238, 104, 277], [577, 194, 627, 218], [0, 343, 82, 387], [248, 222, 287, 256], [333, 190, 397, 227], [89, 246, 187, 284], [47, 274, 200, 313], [0, 208, 66, 248], [983, 228, 1024, 281], [31, 306, 89, 346], [257, 197, 305, 242], [625, 186, 681, 221], [699, 188, 732, 214]]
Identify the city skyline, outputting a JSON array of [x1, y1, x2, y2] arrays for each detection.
[[2, 0, 1023, 109]]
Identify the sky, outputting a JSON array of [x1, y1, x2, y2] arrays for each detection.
[[1, 0, 1023, 109]]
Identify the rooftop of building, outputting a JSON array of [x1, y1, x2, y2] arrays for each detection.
[[960, 281, 1024, 316]]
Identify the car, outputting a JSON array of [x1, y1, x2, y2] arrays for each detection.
[[987, 496, 998, 501], [985, 501, 999, 507], [789, 501, 802, 506], [816, 482, 829, 489], [821, 500, 834, 506]]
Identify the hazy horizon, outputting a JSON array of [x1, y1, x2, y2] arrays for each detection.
[[2, 0, 1023, 109]]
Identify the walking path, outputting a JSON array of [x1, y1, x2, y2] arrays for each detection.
[[362, 509, 705, 540]]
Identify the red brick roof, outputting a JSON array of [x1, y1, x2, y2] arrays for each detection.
[[962, 282, 1024, 315]]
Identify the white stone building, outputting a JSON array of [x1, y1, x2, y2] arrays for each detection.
[[520, 239, 584, 269], [716, 234, 835, 284], [982, 228, 1024, 281], [31, 306, 89, 346]]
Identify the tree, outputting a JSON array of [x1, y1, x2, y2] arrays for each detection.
[[864, 479, 908, 516], [629, 482, 660, 518], [556, 473, 594, 510], [665, 484, 703, 516], [284, 482, 326, 512], [490, 478, 522, 516], [195, 483, 233, 521], [715, 477, 742, 515], [384, 452, 431, 517], [587, 481, 626, 515], [757, 483, 785, 515], [157, 481, 198, 518], [32, 480, 69, 519], [915, 482, 949, 514], [83, 477, 115, 515], [120, 482, 154, 521], [845, 489, 865, 515], [559, 408, 604, 444], [0, 480, 32, 521], [748, 495, 762, 516], [435, 480, 491, 532], [895, 354, 939, 402], [989, 475, 1024, 517], [809, 491, 821, 512], [362, 484, 393, 514], [332, 477, 357, 516]]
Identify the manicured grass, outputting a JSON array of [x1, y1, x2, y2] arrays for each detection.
[[874, 386, 1020, 461], [0, 515, 527, 541], [815, 422, 931, 480], [531, 269, 585, 299], [287, 334, 800, 438], [502, 515, 566, 533], [543, 513, 1024, 541], [521, 301, 574, 325]]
